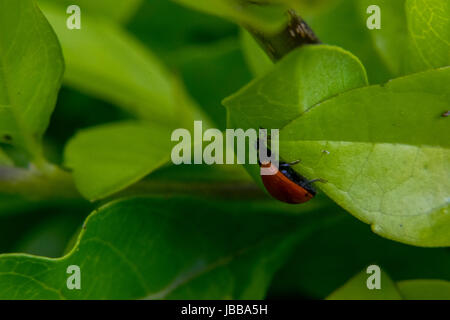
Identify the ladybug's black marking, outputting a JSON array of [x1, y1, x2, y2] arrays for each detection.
[[257, 137, 317, 196], [279, 162, 316, 196]]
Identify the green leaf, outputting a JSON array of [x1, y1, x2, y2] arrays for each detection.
[[171, 0, 289, 34], [224, 45, 368, 130], [303, 0, 392, 84], [405, 0, 450, 70], [64, 122, 173, 201], [0, 0, 64, 159], [397, 280, 450, 300], [357, 0, 419, 76], [0, 196, 336, 299], [358, 0, 450, 76], [280, 67, 450, 246], [326, 269, 402, 300], [38, 1, 205, 128], [41, 0, 143, 23]]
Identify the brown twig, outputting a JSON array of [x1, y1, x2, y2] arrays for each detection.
[[247, 9, 321, 61]]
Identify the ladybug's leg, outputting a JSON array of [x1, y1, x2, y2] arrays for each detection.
[[280, 159, 301, 167], [287, 159, 301, 166], [305, 178, 328, 185]]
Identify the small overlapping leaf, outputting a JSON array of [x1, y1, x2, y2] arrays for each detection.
[[406, 0, 450, 70], [64, 122, 174, 200], [224, 45, 368, 130], [0, 0, 64, 160], [358, 0, 450, 76]]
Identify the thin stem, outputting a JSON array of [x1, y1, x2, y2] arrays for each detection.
[[246, 9, 320, 61], [0, 164, 80, 200], [0, 165, 268, 202]]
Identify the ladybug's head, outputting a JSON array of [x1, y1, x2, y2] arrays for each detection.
[[256, 135, 273, 167]]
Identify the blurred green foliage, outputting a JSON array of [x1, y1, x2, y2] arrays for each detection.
[[0, 0, 448, 300]]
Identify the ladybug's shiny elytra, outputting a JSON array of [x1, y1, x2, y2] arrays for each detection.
[[260, 160, 320, 204], [257, 138, 324, 204]]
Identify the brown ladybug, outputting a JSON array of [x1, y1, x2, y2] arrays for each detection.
[[257, 138, 324, 204]]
